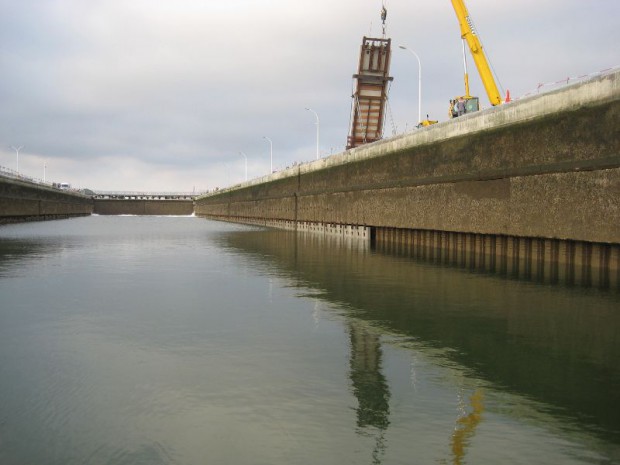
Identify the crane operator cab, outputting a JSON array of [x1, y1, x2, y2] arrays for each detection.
[[449, 96, 479, 118]]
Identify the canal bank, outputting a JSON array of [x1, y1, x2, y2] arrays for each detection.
[[0, 176, 93, 224], [196, 70, 620, 287]]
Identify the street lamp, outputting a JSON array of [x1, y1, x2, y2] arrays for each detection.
[[263, 136, 273, 173], [305, 107, 320, 159], [239, 151, 248, 181], [10, 145, 23, 174], [398, 45, 422, 125]]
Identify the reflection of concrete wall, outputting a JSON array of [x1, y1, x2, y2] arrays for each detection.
[[93, 200, 194, 216], [0, 178, 93, 224], [349, 324, 390, 430], [197, 72, 619, 281], [219, 229, 620, 436], [225, 230, 620, 370]]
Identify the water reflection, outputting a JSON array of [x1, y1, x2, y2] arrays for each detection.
[[0, 239, 61, 276], [2, 218, 619, 464], [216, 228, 620, 451], [451, 389, 484, 465], [349, 323, 389, 464]]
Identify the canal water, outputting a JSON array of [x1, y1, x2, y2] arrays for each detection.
[[0, 216, 618, 465]]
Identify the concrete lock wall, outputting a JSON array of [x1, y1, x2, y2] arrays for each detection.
[[0, 178, 195, 222], [0, 177, 93, 224], [195, 70, 620, 286], [93, 199, 194, 216]]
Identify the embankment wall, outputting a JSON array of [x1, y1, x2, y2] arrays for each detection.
[[93, 199, 194, 216], [0, 177, 93, 224], [195, 70, 620, 286]]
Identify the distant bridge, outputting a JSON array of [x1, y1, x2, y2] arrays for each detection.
[[92, 191, 204, 200]]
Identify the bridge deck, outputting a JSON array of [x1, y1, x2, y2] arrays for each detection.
[[92, 191, 201, 200]]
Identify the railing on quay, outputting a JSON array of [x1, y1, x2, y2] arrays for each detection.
[[0, 164, 90, 195], [516, 65, 619, 100], [92, 191, 206, 200], [0, 164, 55, 188]]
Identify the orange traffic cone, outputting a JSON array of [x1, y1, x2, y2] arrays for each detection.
[[505, 89, 511, 103]]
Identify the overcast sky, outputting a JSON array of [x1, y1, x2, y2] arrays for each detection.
[[1, 0, 618, 192]]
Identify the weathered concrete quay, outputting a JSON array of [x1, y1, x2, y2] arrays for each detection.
[[0, 176, 93, 224], [93, 198, 194, 216], [196, 70, 620, 287]]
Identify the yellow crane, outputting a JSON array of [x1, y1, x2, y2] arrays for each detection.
[[450, 0, 504, 118]]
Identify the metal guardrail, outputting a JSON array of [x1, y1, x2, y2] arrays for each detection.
[[0, 164, 56, 188], [92, 191, 207, 200], [0, 165, 90, 195], [517, 65, 619, 100]]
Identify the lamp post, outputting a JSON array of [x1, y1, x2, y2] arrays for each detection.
[[239, 151, 248, 181], [305, 107, 320, 159], [263, 136, 273, 173], [398, 45, 422, 125], [10, 145, 23, 174]]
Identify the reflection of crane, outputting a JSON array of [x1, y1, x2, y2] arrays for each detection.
[[450, 389, 484, 465], [449, 0, 505, 118]]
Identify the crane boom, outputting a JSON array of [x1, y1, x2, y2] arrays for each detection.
[[450, 0, 502, 106]]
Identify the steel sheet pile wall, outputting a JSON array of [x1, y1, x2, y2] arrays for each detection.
[[195, 70, 620, 286]]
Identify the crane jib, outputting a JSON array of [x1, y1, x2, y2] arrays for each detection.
[[451, 0, 503, 108]]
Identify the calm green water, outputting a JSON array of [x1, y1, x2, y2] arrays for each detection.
[[0, 216, 618, 465]]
